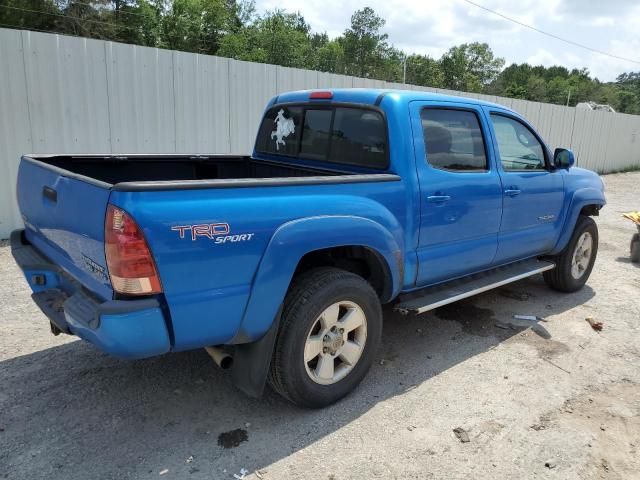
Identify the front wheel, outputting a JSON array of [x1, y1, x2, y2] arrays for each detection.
[[544, 215, 598, 292], [268, 267, 382, 408]]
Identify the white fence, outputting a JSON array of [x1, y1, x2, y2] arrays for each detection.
[[1, 27, 640, 239]]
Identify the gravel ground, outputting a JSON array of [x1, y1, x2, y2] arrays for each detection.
[[1, 172, 639, 480]]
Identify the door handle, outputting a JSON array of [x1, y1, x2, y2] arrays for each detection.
[[427, 195, 451, 203], [504, 188, 521, 197]]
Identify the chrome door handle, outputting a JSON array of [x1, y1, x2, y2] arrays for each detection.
[[504, 189, 521, 197], [427, 195, 451, 203]]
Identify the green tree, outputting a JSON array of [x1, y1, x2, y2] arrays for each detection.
[[0, 0, 63, 32], [112, 0, 164, 46], [488, 63, 532, 95], [525, 75, 547, 101], [440, 42, 505, 92], [313, 37, 345, 73], [405, 54, 443, 87], [341, 7, 388, 78], [615, 72, 640, 113], [161, 0, 238, 55], [504, 82, 527, 99], [219, 10, 312, 67]]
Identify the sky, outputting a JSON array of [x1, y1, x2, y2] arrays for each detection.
[[253, 0, 640, 82]]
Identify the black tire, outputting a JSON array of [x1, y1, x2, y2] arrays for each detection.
[[543, 215, 598, 292], [631, 233, 640, 263], [268, 267, 382, 408]]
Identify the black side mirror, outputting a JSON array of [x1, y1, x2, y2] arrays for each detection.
[[554, 148, 575, 169]]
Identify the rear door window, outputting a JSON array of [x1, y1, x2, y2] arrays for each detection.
[[255, 105, 388, 169], [421, 109, 488, 171]]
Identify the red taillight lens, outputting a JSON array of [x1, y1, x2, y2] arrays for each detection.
[[105, 204, 162, 295]]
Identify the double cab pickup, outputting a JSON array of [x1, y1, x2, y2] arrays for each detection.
[[12, 89, 605, 407]]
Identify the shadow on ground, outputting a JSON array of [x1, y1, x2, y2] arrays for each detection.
[[615, 256, 640, 268], [0, 276, 595, 479]]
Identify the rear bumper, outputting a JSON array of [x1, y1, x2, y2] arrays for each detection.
[[11, 229, 171, 359]]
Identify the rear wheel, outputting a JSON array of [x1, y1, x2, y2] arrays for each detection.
[[543, 215, 598, 292], [268, 267, 382, 408]]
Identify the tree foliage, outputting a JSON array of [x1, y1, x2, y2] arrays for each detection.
[[440, 42, 504, 92], [341, 7, 388, 78], [1, 0, 639, 113]]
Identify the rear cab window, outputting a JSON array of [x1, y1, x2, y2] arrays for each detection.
[[255, 104, 388, 170]]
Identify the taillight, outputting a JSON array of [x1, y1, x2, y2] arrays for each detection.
[[105, 204, 162, 296]]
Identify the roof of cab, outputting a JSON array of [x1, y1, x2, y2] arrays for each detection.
[[272, 88, 513, 113]]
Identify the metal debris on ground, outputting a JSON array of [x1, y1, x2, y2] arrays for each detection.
[[233, 468, 249, 479], [545, 460, 557, 469], [543, 357, 571, 374], [586, 317, 603, 331], [495, 321, 513, 330], [453, 427, 470, 443], [255, 470, 265, 479], [185, 455, 193, 464], [159, 469, 169, 475], [513, 315, 547, 322]]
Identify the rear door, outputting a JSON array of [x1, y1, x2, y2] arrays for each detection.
[[17, 157, 113, 300], [411, 101, 503, 286], [486, 110, 565, 264]]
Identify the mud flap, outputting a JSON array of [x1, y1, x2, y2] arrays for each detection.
[[230, 305, 282, 398]]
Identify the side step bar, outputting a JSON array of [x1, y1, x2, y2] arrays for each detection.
[[395, 259, 555, 315]]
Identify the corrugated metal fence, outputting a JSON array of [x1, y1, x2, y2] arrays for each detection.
[[1, 27, 640, 238]]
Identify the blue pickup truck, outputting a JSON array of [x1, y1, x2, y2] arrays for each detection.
[[12, 89, 605, 407]]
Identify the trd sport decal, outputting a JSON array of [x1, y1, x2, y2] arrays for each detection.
[[171, 223, 255, 244]]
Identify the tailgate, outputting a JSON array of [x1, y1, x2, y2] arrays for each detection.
[[17, 157, 113, 300]]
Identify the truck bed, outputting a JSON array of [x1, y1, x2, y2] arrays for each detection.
[[17, 153, 399, 302], [29, 154, 348, 186]]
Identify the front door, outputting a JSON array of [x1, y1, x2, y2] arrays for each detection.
[[411, 102, 503, 286], [487, 111, 565, 264]]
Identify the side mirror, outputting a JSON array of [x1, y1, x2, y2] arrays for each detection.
[[554, 148, 575, 169]]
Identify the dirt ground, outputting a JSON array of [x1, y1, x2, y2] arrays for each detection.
[[1, 172, 639, 480]]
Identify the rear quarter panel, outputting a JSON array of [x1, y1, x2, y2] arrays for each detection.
[[109, 179, 407, 350]]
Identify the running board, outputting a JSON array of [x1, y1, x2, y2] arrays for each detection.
[[395, 259, 555, 315]]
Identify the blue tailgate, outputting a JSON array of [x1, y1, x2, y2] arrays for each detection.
[[17, 157, 113, 300]]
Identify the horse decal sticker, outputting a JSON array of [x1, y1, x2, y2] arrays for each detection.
[[271, 109, 295, 150]]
